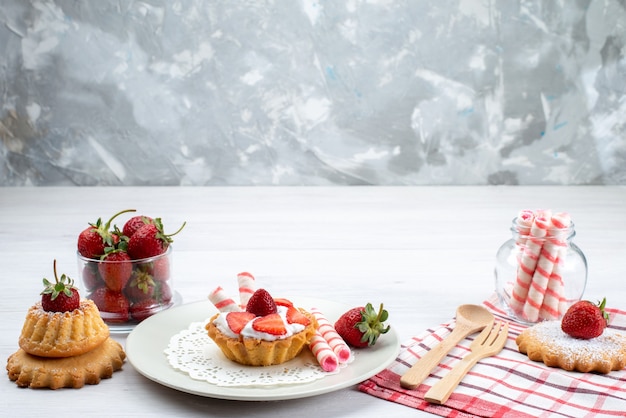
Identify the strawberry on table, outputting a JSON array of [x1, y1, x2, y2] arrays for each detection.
[[77, 209, 136, 259], [561, 297, 610, 339], [127, 218, 186, 260], [98, 250, 133, 292], [41, 260, 80, 312], [246, 289, 278, 317], [335, 303, 390, 348]]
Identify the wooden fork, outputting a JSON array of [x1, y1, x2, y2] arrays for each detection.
[[424, 321, 509, 404]]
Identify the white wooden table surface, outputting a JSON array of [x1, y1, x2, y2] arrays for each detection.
[[1, 186, 625, 418]]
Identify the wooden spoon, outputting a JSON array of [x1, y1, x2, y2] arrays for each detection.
[[399, 304, 494, 390]]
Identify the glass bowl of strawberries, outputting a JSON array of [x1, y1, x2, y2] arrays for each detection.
[[76, 209, 184, 332]]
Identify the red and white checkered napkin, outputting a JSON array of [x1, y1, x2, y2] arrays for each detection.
[[359, 294, 626, 418]]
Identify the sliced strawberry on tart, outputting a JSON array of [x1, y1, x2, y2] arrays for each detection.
[[206, 283, 317, 367]]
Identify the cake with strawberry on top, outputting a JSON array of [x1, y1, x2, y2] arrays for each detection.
[[206, 273, 317, 367], [516, 298, 626, 373], [6, 261, 125, 389]]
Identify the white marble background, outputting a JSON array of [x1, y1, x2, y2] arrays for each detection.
[[0, 0, 625, 186]]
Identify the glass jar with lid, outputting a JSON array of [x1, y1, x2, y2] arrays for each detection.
[[494, 210, 587, 324]]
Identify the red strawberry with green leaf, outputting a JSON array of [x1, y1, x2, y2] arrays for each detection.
[[226, 312, 256, 334], [89, 286, 130, 323], [252, 313, 287, 336], [123, 215, 154, 238], [98, 250, 133, 292], [77, 209, 136, 259], [130, 298, 160, 322], [561, 298, 610, 339], [125, 270, 157, 302], [246, 289, 278, 317], [127, 218, 185, 260], [335, 303, 390, 348], [41, 260, 80, 312]]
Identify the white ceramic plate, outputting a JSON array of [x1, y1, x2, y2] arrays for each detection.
[[126, 297, 400, 401]]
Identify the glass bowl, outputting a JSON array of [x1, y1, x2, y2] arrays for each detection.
[[77, 246, 180, 333]]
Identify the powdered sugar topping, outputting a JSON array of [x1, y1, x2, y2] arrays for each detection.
[[526, 321, 626, 365]]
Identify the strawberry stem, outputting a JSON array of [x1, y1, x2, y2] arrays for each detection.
[[53, 259, 59, 283], [42, 260, 76, 300], [166, 220, 186, 238], [104, 209, 136, 230]]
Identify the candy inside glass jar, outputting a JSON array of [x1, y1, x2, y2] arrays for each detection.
[[494, 210, 587, 324]]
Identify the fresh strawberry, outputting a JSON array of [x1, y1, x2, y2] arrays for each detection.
[[151, 257, 170, 281], [77, 209, 136, 259], [125, 270, 156, 302], [335, 303, 390, 348], [226, 311, 256, 334], [123, 215, 154, 238], [41, 260, 80, 312], [246, 288, 278, 317], [127, 218, 185, 260], [561, 298, 609, 339], [157, 281, 173, 304], [81, 263, 102, 292], [252, 313, 287, 335], [286, 306, 310, 326], [130, 298, 160, 322], [274, 298, 294, 307], [98, 250, 133, 292], [89, 287, 130, 323]]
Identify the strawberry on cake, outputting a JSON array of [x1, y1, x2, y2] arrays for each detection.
[[7, 261, 125, 389], [206, 275, 317, 367], [516, 298, 626, 373]]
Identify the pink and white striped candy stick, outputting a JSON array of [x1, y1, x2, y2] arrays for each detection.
[[310, 307, 351, 363], [208, 286, 242, 312], [515, 210, 535, 248], [513, 209, 535, 270], [509, 210, 552, 315], [538, 212, 571, 320], [237, 271, 256, 308], [524, 212, 570, 322], [309, 331, 339, 372], [538, 269, 565, 320]]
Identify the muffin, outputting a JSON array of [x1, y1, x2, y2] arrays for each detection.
[[19, 300, 109, 358]]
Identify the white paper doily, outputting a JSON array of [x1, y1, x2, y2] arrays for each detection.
[[165, 320, 353, 387]]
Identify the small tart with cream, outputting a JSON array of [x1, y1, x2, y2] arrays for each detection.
[[206, 281, 317, 366], [206, 306, 317, 366]]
